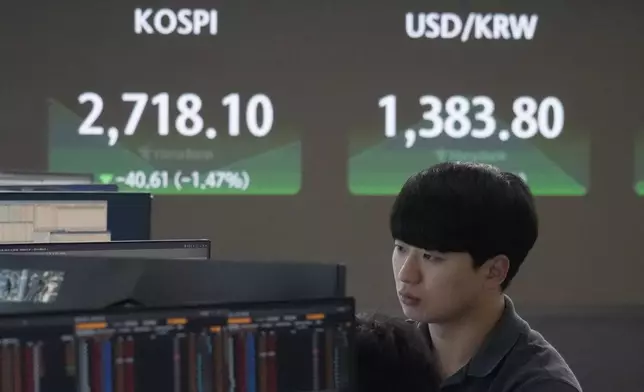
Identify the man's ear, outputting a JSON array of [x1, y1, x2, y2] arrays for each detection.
[[483, 255, 510, 289]]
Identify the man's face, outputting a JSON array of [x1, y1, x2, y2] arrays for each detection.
[[392, 240, 488, 324]]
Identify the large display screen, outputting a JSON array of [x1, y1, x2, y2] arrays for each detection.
[[6, 1, 642, 197]]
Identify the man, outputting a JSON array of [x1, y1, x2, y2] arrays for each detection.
[[390, 162, 581, 392], [354, 315, 440, 392]]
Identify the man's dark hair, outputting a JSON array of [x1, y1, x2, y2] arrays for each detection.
[[354, 315, 440, 392], [389, 162, 538, 289]]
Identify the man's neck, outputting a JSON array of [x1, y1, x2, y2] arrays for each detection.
[[429, 295, 505, 379]]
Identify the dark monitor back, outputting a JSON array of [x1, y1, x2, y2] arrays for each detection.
[[0, 192, 151, 241], [0, 297, 354, 392], [0, 240, 210, 260], [0, 254, 346, 314]]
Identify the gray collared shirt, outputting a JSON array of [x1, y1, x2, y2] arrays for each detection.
[[416, 296, 582, 392]]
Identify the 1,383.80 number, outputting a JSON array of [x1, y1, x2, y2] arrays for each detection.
[[379, 95, 565, 141]]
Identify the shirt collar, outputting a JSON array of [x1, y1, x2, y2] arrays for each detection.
[[467, 296, 528, 377], [415, 295, 529, 379]]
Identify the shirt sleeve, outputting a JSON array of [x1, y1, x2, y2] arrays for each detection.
[[515, 378, 582, 392]]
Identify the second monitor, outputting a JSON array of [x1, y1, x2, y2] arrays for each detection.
[[0, 240, 211, 260], [0, 297, 354, 392]]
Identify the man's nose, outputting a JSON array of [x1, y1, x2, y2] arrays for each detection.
[[398, 254, 421, 284]]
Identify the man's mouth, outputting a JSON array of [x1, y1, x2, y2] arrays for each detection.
[[398, 291, 421, 306]]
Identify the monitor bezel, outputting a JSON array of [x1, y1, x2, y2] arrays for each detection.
[[0, 296, 355, 326], [0, 171, 94, 184], [0, 296, 355, 391], [0, 239, 211, 258]]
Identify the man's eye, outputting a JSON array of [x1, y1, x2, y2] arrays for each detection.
[[395, 245, 406, 253], [423, 253, 439, 261]]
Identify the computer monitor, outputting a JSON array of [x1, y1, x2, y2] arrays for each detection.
[[0, 192, 151, 242], [0, 254, 346, 313], [0, 240, 211, 260], [0, 297, 354, 392]]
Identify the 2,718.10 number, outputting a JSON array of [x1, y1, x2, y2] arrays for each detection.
[[77, 92, 275, 145]]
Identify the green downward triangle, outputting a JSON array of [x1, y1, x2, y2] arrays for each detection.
[[99, 173, 114, 184]]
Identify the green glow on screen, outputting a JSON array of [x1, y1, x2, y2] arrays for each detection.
[[348, 127, 589, 197], [47, 100, 301, 195]]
